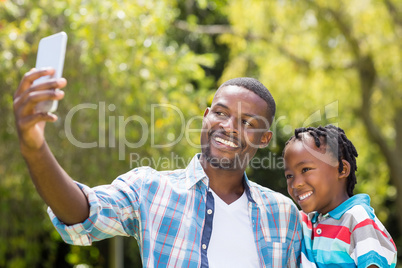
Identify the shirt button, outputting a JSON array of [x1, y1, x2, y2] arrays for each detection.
[[202, 244, 207, 250], [207, 209, 213, 215], [316, 228, 322, 235]]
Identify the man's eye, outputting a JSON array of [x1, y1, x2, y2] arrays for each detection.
[[242, 120, 252, 126]]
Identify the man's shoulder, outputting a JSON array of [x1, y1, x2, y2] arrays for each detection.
[[118, 166, 187, 184], [248, 181, 297, 208]]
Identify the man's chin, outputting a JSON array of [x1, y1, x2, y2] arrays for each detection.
[[208, 157, 235, 169], [202, 151, 250, 170], [202, 150, 233, 169]]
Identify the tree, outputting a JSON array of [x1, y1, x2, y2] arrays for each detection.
[[2, 0, 400, 265], [0, 0, 215, 266], [178, 0, 401, 259]]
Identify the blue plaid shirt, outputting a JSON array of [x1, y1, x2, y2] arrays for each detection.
[[48, 154, 302, 267]]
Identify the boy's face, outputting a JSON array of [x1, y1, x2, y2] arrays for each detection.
[[284, 134, 349, 214], [200, 85, 272, 170]]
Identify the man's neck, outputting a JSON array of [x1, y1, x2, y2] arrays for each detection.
[[200, 156, 246, 204]]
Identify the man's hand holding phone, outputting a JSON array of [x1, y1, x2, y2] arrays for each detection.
[[13, 32, 68, 152], [13, 68, 67, 152]]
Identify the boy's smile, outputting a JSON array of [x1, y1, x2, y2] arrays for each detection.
[[284, 134, 349, 214]]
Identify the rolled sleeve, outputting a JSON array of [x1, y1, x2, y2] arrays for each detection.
[[47, 182, 103, 246]]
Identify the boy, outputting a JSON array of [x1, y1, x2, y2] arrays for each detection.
[[283, 124, 397, 267]]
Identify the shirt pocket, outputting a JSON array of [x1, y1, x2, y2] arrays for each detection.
[[264, 241, 290, 267]]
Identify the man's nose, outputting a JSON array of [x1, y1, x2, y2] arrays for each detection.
[[219, 116, 239, 134]]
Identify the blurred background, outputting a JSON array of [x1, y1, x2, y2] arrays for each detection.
[[1, 0, 401, 267]]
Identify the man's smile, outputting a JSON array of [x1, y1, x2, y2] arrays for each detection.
[[214, 136, 239, 148]]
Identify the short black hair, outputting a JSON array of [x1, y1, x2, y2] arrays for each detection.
[[218, 77, 276, 125], [284, 124, 358, 197]]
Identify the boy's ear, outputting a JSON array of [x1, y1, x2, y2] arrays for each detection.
[[339, 160, 351, 179]]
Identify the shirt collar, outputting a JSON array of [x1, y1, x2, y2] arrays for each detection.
[[185, 154, 253, 202], [308, 194, 372, 223], [185, 154, 208, 189], [328, 193, 371, 220], [242, 173, 256, 203]]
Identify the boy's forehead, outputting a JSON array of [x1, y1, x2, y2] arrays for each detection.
[[291, 135, 339, 166], [293, 134, 324, 152]]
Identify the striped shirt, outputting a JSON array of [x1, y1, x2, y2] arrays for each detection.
[[300, 194, 397, 268], [48, 154, 302, 267]]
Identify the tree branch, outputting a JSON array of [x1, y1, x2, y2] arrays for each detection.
[[384, 0, 402, 27], [174, 20, 234, 35], [358, 55, 398, 171], [307, 1, 361, 58], [395, 108, 402, 159], [174, 20, 312, 69]]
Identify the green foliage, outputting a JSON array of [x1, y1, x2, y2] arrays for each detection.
[[1, 0, 401, 266], [0, 0, 213, 266], [219, 0, 401, 262]]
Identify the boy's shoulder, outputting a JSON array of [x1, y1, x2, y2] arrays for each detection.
[[299, 194, 377, 227], [331, 194, 376, 223]]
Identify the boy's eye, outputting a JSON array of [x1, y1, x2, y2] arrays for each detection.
[[285, 174, 293, 179], [301, 167, 311, 173]]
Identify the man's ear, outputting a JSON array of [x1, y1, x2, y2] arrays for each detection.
[[258, 131, 273, 148], [339, 159, 351, 179], [203, 107, 210, 117]]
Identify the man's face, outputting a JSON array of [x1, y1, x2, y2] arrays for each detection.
[[200, 85, 272, 170]]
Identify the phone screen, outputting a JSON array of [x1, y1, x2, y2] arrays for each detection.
[[34, 31, 68, 113]]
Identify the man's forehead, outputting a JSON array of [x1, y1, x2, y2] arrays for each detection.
[[213, 86, 263, 106], [213, 85, 245, 97]]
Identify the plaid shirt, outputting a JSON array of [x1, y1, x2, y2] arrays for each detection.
[[48, 154, 302, 267]]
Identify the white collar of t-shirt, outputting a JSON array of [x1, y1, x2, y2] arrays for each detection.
[[207, 189, 261, 268]]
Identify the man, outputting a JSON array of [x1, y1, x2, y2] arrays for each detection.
[[14, 68, 302, 267]]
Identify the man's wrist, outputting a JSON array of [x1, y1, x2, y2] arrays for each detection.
[[20, 140, 47, 160]]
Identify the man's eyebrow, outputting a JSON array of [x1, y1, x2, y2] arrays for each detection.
[[242, 112, 259, 119], [213, 102, 261, 119], [214, 103, 229, 109]]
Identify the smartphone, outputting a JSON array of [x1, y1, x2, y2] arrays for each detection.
[[33, 31, 68, 113]]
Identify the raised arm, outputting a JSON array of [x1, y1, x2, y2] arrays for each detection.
[[13, 68, 89, 225]]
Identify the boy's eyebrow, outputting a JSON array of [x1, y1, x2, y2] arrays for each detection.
[[285, 160, 315, 171]]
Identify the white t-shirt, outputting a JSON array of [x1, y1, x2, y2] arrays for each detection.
[[207, 190, 261, 268]]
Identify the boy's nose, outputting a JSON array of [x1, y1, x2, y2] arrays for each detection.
[[291, 175, 305, 189]]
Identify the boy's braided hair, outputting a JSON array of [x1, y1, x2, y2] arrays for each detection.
[[284, 124, 358, 197]]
